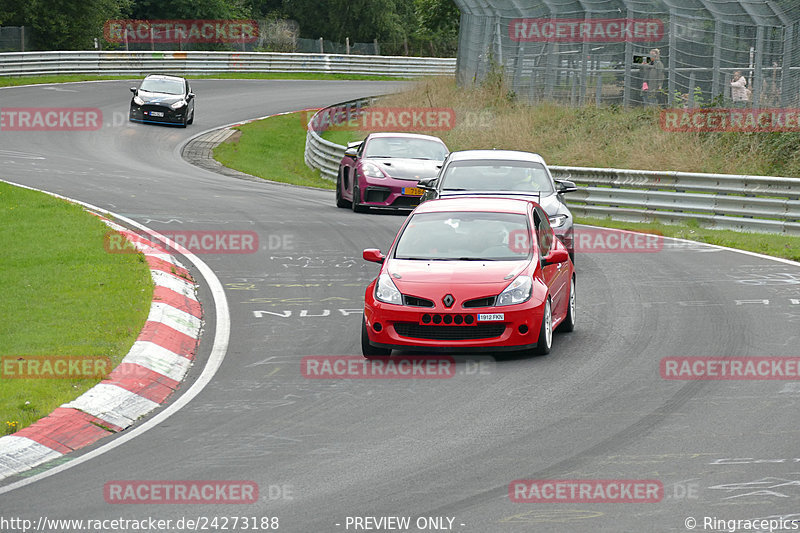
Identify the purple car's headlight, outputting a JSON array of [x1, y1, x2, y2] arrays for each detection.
[[361, 162, 385, 179]]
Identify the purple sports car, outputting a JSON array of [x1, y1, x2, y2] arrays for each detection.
[[335, 133, 449, 213]]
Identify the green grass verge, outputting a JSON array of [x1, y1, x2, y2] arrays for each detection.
[[576, 216, 800, 262], [0, 182, 153, 433], [321, 129, 365, 146], [213, 112, 335, 189], [0, 72, 405, 88]]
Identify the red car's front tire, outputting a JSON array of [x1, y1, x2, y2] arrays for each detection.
[[362, 318, 390, 358]]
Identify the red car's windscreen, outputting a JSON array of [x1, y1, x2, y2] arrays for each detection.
[[394, 211, 532, 261]]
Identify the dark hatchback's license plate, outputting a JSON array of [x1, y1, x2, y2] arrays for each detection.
[[149, 111, 164, 117]]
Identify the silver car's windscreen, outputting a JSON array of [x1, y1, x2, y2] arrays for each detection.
[[394, 211, 532, 261], [139, 79, 185, 95], [364, 137, 448, 160], [441, 160, 554, 194]]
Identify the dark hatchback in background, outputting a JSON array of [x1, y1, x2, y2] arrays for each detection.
[[419, 150, 578, 261], [129, 74, 195, 127], [336, 132, 449, 213]]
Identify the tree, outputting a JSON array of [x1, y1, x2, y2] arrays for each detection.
[[410, 0, 459, 56], [281, 0, 407, 42], [241, 0, 284, 18], [129, 0, 250, 19], [15, 0, 132, 50], [414, 0, 460, 40]]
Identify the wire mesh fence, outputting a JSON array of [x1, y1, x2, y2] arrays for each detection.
[[453, 0, 800, 108], [0, 26, 30, 53]]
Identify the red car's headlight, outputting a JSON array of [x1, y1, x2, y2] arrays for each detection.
[[375, 273, 402, 304], [496, 275, 532, 306]]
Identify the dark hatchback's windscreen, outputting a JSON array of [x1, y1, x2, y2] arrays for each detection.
[[139, 78, 185, 95], [441, 160, 554, 193], [394, 211, 532, 261]]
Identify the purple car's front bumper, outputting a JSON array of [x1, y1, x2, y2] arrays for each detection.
[[359, 177, 425, 209]]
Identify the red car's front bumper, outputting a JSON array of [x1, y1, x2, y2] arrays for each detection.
[[363, 285, 547, 353]]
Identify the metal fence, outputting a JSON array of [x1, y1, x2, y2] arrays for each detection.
[[0, 20, 455, 56], [305, 100, 800, 235], [552, 165, 800, 234], [453, 0, 800, 108], [304, 99, 367, 181], [0, 51, 457, 77], [0, 26, 30, 53]]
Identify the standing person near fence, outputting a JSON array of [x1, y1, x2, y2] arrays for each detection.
[[730, 71, 750, 107], [641, 48, 664, 106]]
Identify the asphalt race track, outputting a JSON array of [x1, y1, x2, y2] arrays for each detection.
[[1, 79, 800, 532]]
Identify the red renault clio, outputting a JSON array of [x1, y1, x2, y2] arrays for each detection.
[[361, 197, 575, 357]]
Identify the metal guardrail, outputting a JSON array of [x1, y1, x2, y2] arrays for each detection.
[[304, 98, 371, 181], [550, 166, 800, 235], [0, 51, 456, 77], [305, 102, 800, 235]]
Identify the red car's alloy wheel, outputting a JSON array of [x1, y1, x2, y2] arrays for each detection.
[[557, 277, 576, 333], [534, 298, 552, 355]]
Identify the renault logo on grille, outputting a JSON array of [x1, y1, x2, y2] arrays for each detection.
[[443, 294, 455, 308]]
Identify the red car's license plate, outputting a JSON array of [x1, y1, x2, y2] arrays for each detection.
[[403, 187, 424, 196], [419, 313, 476, 326]]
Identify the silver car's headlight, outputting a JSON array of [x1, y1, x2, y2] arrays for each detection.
[[361, 162, 385, 179], [133, 96, 144, 106], [170, 100, 187, 109], [549, 214, 569, 228], [375, 273, 402, 305], [496, 275, 532, 306]]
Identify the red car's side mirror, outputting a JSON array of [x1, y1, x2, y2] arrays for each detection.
[[363, 249, 385, 264], [542, 248, 570, 266]]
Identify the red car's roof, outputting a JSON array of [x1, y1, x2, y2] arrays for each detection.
[[413, 196, 538, 215]]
